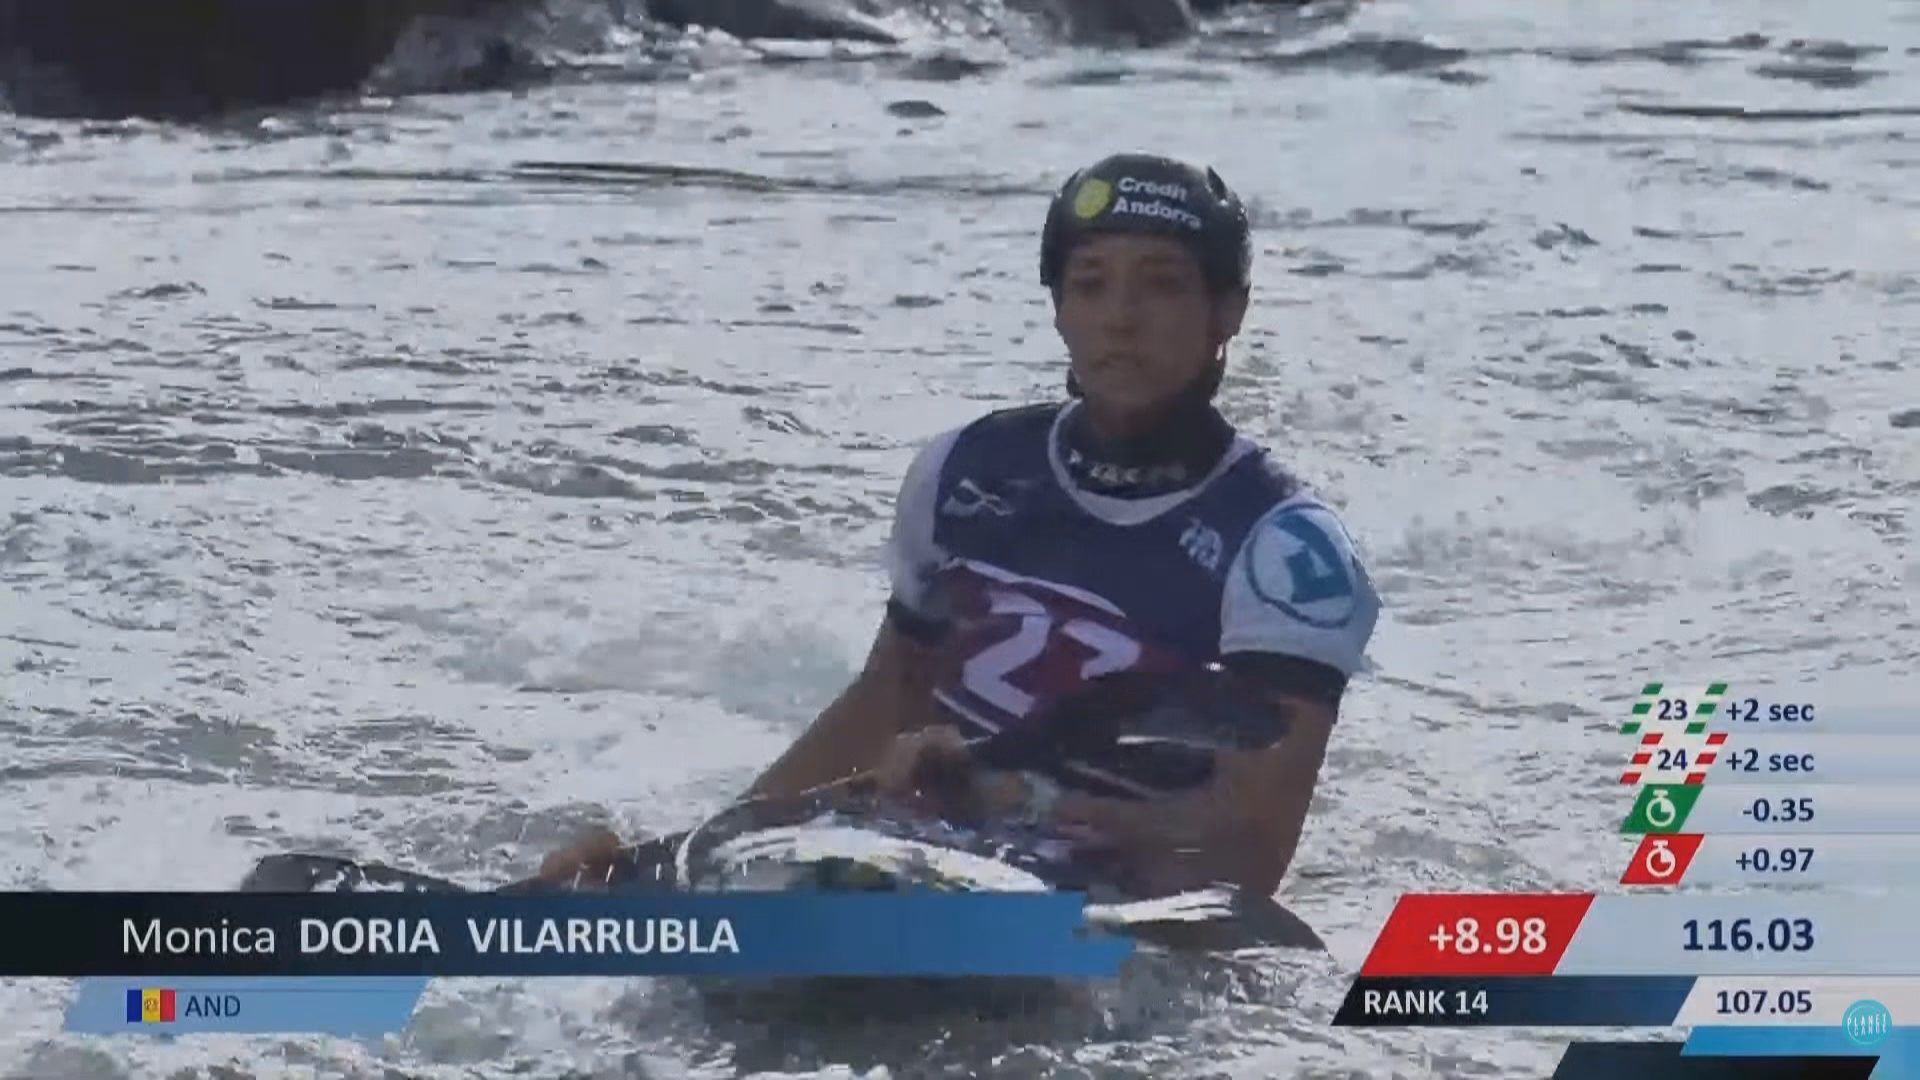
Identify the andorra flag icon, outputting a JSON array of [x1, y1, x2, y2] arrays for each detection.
[[125, 988, 176, 1023], [1620, 729, 1728, 785]]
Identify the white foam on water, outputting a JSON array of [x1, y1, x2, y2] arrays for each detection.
[[3, 0, 1917, 1075]]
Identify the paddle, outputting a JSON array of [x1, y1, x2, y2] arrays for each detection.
[[239, 725, 1041, 896], [237, 847, 1324, 952]]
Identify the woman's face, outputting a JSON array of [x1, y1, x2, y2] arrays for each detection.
[[1054, 234, 1245, 432]]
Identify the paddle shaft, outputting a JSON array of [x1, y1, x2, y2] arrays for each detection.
[[505, 736, 997, 893], [245, 716, 1092, 896]]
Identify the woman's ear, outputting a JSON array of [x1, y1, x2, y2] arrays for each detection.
[[1212, 286, 1251, 347]]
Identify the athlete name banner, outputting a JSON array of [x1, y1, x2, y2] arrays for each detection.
[[0, 892, 1133, 978]]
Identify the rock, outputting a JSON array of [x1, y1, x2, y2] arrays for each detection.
[[1056, 0, 1195, 47], [0, 0, 1343, 121], [0, 0, 532, 120], [644, 0, 899, 45], [1191, 0, 1316, 13], [885, 99, 945, 118], [1022, 0, 1315, 48]]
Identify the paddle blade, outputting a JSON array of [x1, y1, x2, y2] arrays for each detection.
[[1088, 887, 1326, 952], [238, 854, 472, 894]]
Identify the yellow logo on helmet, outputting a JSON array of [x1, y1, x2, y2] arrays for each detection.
[[1071, 178, 1113, 220]]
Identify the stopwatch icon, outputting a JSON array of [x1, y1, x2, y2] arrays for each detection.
[[1644, 839, 1679, 880], [1645, 789, 1678, 830]]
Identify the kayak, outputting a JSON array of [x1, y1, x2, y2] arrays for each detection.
[[242, 683, 1326, 1020], [242, 778, 1325, 1026], [244, 773, 1323, 942], [674, 797, 1326, 1025]]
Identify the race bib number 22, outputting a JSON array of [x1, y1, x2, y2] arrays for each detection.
[[956, 587, 1145, 721]]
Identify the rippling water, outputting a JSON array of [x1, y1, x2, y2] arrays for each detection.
[[4, 0, 1919, 1076]]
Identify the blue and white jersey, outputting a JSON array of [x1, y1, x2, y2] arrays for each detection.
[[884, 401, 1379, 795]]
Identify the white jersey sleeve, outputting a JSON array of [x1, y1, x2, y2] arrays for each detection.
[[1218, 496, 1380, 677], [882, 424, 966, 616]]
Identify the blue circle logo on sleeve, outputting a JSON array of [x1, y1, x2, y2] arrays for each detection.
[[1245, 505, 1362, 630], [1843, 999, 1892, 1048]]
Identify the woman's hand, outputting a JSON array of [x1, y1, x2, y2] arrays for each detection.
[[536, 827, 627, 888], [875, 726, 1089, 830], [872, 724, 973, 801], [971, 770, 1049, 820]]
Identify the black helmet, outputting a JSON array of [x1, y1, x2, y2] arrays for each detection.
[[1039, 152, 1253, 296]]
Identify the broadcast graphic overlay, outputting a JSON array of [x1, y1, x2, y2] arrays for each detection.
[[1333, 681, 1919, 1079], [22, 892, 1133, 1036]]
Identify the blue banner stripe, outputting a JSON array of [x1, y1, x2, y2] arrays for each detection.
[[15, 892, 1134, 977], [1684, 1024, 1913, 1075], [70, 979, 430, 1036]]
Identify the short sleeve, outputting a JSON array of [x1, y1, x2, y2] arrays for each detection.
[[1219, 497, 1380, 677], [883, 424, 965, 616]]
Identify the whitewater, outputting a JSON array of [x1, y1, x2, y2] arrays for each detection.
[[3, 0, 1917, 1076]]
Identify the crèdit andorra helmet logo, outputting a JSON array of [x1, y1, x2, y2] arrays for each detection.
[[1071, 178, 1113, 220]]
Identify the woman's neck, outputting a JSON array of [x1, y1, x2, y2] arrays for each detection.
[[1058, 398, 1234, 499]]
